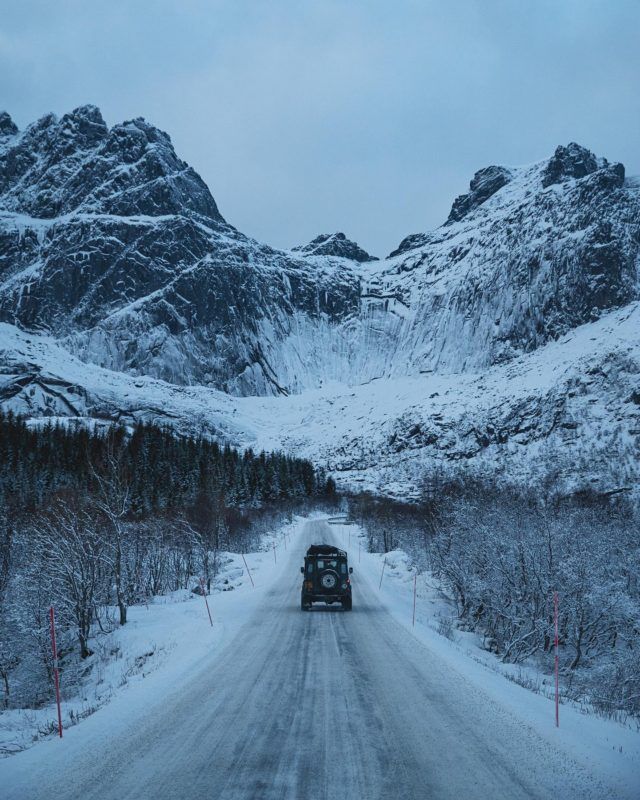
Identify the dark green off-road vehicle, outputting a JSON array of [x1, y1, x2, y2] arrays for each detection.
[[300, 544, 353, 611]]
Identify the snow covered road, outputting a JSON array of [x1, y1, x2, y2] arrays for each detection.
[[2, 519, 628, 799]]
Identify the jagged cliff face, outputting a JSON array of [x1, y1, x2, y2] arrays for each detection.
[[1, 107, 639, 497], [0, 105, 223, 221]]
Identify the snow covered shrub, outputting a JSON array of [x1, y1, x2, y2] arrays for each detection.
[[581, 647, 640, 721], [437, 615, 455, 640], [28, 501, 113, 660], [352, 477, 640, 720]]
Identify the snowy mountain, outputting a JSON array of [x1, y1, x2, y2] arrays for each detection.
[[373, 143, 638, 376], [1, 105, 639, 498], [0, 106, 361, 394]]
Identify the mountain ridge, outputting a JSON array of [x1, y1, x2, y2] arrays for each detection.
[[1, 109, 637, 394]]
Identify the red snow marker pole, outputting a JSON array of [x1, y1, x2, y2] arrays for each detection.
[[379, 558, 387, 590], [49, 606, 63, 738], [242, 554, 255, 587], [412, 572, 417, 627], [199, 578, 213, 627], [554, 591, 559, 728]]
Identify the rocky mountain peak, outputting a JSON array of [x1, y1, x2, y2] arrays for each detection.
[[446, 165, 512, 224], [61, 104, 107, 129], [541, 142, 624, 188], [0, 112, 18, 137], [293, 231, 378, 262], [67, 104, 104, 123], [388, 232, 429, 259], [393, 143, 628, 258], [58, 104, 109, 149], [0, 106, 225, 223], [105, 117, 174, 165]]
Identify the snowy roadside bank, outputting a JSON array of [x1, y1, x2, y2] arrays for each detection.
[[0, 515, 306, 758], [329, 519, 640, 800]]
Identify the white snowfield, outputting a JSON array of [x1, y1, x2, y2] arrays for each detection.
[[2, 299, 639, 498], [2, 517, 638, 800]]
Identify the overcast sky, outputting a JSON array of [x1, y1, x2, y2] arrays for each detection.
[[1, 0, 638, 255]]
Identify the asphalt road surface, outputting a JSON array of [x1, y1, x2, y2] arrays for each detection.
[[4, 519, 608, 800]]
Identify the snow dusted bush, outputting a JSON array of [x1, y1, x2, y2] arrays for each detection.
[[350, 481, 640, 720], [29, 501, 114, 659], [437, 615, 455, 640]]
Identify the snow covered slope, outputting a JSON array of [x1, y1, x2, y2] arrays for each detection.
[[365, 144, 639, 376], [263, 302, 640, 498], [2, 301, 638, 499], [1, 105, 639, 497]]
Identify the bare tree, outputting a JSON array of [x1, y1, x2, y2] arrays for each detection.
[[90, 448, 132, 625], [0, 512, 19, 706], [30, 502, 111, 659]]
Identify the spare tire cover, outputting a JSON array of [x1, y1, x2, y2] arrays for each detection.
[[320, 570, 338, 590]]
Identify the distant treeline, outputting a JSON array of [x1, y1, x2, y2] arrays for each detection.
[[0, 411, 335, 517], [0, 412, 337, 711]]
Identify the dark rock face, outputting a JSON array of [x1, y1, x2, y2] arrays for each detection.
[[0, 209, 361, 393], [388, 232, 430, 258], [293, 232, 378, 262], [0, 112, 18, 137], [447, 165, 512, 224], [541, 142, 624, 188]]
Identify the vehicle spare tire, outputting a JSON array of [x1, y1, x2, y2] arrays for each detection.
[[320, 570, 339, 590]]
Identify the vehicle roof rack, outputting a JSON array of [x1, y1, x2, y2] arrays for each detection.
[[306, 544, 346, 557]]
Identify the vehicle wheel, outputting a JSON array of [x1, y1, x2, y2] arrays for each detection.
[[301, 595, 311, 611], [342, 597, 352, 611]]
